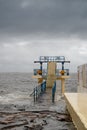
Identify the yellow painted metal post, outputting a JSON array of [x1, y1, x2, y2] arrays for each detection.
[[38, 78, 43, 84], [61, 78, 65, 95]]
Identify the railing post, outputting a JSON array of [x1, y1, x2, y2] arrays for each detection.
[[52, 81, 56, 103], [32, 81, 46, 102], [41, 83, 43, 93], [34, 88, 36, 102], [44, 81, 46, 91], [43, 83, 45, 93], [36, 87, 38, 100]]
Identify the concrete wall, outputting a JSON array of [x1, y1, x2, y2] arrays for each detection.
[[78, 64, 87, 119], [78, 64, 87, 93], [46, 62, 56, 88]]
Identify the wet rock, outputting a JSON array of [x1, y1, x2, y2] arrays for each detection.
[[1, 120, 28, 130], [0, 111, 74, 130], [47, 115, 51, 118], [57, 114, 72, 122], [24, 125, 30, 130], [42, 119, 47, 125], [24, 124, 43, 130], [18, 108, 25, 111], [39, 114, 47, 118], [0, 120, 14, 124], [29, 116, 37, 123], [32, 124, 43, 130], [30, 118, 35, 123]]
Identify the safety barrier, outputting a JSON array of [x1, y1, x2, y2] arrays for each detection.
[[30, 81, 46, 102], [34, 69, 69, 76], [33, 69, 47, 76], [52, 81, 56, 103]]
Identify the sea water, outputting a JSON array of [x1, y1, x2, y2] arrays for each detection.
[[0, 72, 77, 111]]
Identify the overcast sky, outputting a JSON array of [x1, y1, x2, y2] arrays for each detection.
[[0, 0, 87, 72]]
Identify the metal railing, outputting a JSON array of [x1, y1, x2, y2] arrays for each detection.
[[34, 69, 69, 76], [56, 69, 69, 76], [30, 81, 46, 102], [33, 69, 47, 76], [39, 56, 65, 62]]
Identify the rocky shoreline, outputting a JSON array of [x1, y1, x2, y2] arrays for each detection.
[[0, 110, 76, 130]]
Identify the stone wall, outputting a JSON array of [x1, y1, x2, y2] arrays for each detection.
[[78, 64, 87, 93]]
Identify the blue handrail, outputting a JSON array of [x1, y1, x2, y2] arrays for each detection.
[[52, 81, 56, 103], [30, 81, 46, 102]]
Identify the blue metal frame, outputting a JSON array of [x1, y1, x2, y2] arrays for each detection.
[[34, 69, 69, 76], [30, 81, 46, 102], [52, 81, 56, 103], [39, 56, 65, 62]]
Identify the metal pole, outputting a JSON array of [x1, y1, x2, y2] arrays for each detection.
[[62, 62, 64, 70], [40, 62, 42, 75], [52, 81, 56, 103], [41, 83, 43, 93], [61, 79, 65, 96], [34, 88, 35, 102], [36, 87, 38, 100], [44, 81, 46, 91]]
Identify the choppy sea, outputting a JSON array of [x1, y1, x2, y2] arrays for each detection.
[[0, 72, 77, 111]]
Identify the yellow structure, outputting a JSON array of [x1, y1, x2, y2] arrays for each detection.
[[33, 56, 70, 94], [65, 64, 87, 130]]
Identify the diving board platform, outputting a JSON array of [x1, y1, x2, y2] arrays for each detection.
[[64, 93, 87, 130], [32, 56, 70, 102]]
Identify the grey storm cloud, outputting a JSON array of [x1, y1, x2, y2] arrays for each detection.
[[0, 0, 87, 37], [0, 0, 87, 72]]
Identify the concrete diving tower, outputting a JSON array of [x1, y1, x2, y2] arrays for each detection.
[[33, 56, 70, 94]]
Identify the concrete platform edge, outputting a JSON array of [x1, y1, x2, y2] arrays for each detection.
[[64, 93, 87, 130]]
